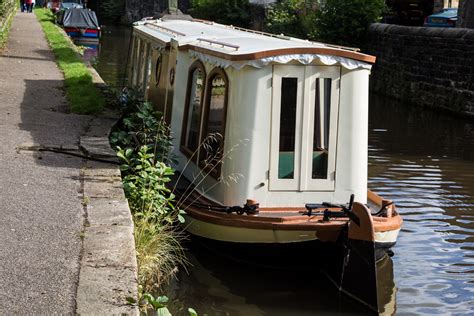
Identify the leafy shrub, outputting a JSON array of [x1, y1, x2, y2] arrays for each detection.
[[111, 100, 174, 166], [189, 0, 251, 28], [99, 0, 126, 23], [312, 0, 386, 47], [111, 95, 187, 293], [264, 0, 318, 38], [264, 0, 386, 48]]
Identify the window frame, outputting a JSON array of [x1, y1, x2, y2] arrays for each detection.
[[199, 67, 229, 180], [180, 60, 207, 161], [269, 65, 340, 192]]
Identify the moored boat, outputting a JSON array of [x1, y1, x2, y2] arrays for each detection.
[[128, 14, 403, 312], [56, 8, 100, 43]]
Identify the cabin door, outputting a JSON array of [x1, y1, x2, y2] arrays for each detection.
[[269, 65, 340, 191]]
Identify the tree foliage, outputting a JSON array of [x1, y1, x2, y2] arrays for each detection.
[[313, 0, 386, 47], [264, 0, 319, 38], [189, 0, 251, 28], [264, 0, 386, 48]]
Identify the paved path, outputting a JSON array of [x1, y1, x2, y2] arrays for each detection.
[[0, 11, 91, 313]]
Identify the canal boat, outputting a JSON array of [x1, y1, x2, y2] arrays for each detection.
[[56, 8, 100, 43], [128, 15, 403, 312]]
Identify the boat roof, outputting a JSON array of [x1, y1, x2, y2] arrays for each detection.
[[57, 8, 99, 29], [133, 18, 376, 65]]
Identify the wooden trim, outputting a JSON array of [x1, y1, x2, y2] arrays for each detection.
[[180, 60, 207, 162], [184, 205, 402, 233], [373, 215, 403, 232], [348, 202, 375, 242], [199, 67, 230, 179], [180, 45, 376, 64], [185, 207, 346, 231]]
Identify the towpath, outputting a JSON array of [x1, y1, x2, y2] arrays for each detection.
[[0, 11, 137, 313]]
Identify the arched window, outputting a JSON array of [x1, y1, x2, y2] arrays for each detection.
[[181, 61, 206, 159], [200, 68, 229, 178]]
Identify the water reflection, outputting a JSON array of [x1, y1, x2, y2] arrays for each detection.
[[166, 242, 388, 316], [88, 25, 131, 88], [369, 94, 474, 315]]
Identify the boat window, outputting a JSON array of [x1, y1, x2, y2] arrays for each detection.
[[312, 78, 332, 179], [155, 53, 162, 86], [143, 42, 151, 95], [137, 40, 146, 90], [181, 61, 206, 158], [270, 65, 340, 191], [131, 37, 140, 87], [278, 78, 298, 179], [201, 68, 228, 177]]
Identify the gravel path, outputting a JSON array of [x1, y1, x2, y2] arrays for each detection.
[[0, 11, 91, 313]]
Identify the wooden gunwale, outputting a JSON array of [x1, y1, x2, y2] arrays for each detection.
[[182, 190, 402, 232]]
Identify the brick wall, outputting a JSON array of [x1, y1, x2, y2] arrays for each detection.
[[367, 23, 474, 116]]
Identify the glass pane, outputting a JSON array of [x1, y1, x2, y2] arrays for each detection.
[[155, 53, 162, 86], [138, 40, 145, 88], [278, 78, 298, 179], [184, 68, 204, 152], [202, 75, 226, 167], [312, 78, 331, 179]]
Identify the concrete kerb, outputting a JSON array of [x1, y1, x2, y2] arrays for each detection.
[[72, 35, 139, 315]]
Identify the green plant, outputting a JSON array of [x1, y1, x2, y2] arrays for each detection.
[[264, 0, 320, 39], [141, 294, 198, 316], [0, 0, 17, 47], [142, 294, 172, 315], [112, 96, 187, 294], [100, 0, 126, 23], [118, 145, 182, 223], [111, 101, 173, 165], [312, 0, 386, 47], [190, 0, 251, 27]]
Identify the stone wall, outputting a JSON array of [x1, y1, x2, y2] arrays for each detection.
[[367, 23, 474, 116], [458, 0, 474, 28]]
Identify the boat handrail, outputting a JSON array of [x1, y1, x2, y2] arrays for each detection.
[[144, 23, 186, 37], [197, 38, 239, 51]]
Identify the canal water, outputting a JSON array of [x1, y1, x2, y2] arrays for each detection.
[[90, 27, 474, 315]]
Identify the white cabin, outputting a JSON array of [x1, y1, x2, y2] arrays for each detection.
[[129, 17, 375, 208]]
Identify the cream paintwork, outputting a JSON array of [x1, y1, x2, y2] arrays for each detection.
[[183, 214, 318, 243], [184, 214, 401, 244], [374, 229, 401, 244]]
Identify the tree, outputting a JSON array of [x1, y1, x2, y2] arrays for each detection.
[[264, 0, 386, 48], [264, 0, 320, 38], [189, 0, 252, 28], [312, 0, 386, 47]]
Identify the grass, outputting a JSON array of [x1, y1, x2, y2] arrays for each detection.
[[34, 8, 104, 114], [134, 213, 187, 293], [0, 0, 16, 48]]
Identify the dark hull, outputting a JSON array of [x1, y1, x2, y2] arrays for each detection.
[[188, 234, 396, 313]]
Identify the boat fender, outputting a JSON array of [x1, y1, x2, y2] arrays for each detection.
[[371, 200, 394, 217], [226, 201, 259, 215], [189, 200, 259, 215]]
